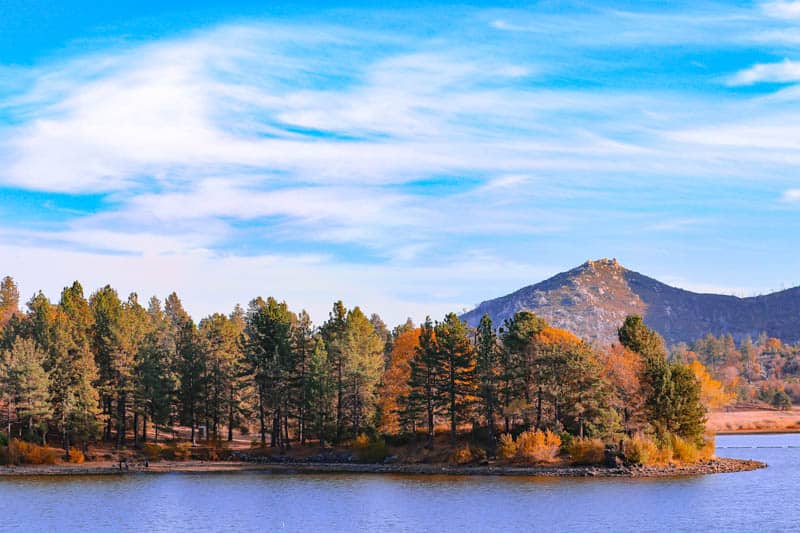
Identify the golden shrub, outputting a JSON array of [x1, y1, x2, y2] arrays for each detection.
[[568, 438, 605, 465], [11, 440, 58, 465], [497, 433, 517, 460], [516, 430, 561, 463], [353, 433, 370, 449], [671, 435, 699, 462], [624, 434, 659, 465], [68, 449, 85, 464], [450, 444, 474, 465], [174, 442, 192, 461], [143, 443, 163, 461]]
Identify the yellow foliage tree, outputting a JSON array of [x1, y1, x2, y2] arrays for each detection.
[[377, 328, 420, 434], [688, 360, 735, 409]]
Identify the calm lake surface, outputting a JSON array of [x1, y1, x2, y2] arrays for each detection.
[[0, 433, 796, 532]]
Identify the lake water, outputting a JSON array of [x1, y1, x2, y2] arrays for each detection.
[[0, 433, 796, 532]]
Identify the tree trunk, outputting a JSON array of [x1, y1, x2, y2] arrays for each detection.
[[116, 392, 126, 448], [258, 383, 266, 446], [336, 358, 343, 444], [190, 402, 196, 446], [536, 385, 543, 430], [105, 397, 113, 441], [133, 411, 139, 447], [426, 374, 434, 449], [228, 384, 234, 442]]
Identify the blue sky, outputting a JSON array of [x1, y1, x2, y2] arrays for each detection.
[[2, 0, 800, 325]]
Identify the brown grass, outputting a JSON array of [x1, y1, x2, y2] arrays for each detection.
[[707, 409, 800, 434]]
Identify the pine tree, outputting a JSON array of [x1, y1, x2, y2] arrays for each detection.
[[292, 310, 313, 444], [320, 301, 348, 443], [5, 338, 51, 444], [500, 311, 547, 430], [619, 315, 705, 442], [306, 336, 333, 448], [475, 314, 500, 443], [436, 313, 476, 444], [135, 297, 177, 443], [90, 286, 123, 442], [404, 317, 441, 448], [176, 318, 204, 445], [199, 312, 245, 440], [243, 297, 295, 448], [342, 307, 384, 437], [56, 282, 101, 454]]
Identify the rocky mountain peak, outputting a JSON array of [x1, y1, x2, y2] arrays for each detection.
[[461, 260, 800, 346]]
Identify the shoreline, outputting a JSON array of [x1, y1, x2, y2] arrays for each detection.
[[0, 457, 766, 478]]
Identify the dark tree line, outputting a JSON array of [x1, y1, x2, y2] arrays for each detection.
[[0, 276, 706, 453]]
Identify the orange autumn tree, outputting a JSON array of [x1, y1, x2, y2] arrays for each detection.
[[377, 328, 420, 434], [688, 360, 735, 409], [599, 344, 645, 434]]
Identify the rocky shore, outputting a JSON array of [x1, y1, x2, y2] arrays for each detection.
[[0, 457, 765, 478]]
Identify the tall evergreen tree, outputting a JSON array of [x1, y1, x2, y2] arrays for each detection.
[[200, 312, 245, 440], [404, 317, 441, 448], [55, 282, 101, 454], [306, 336, 333, 448], [500, 311, 547, 430], [618, 315, 705, 442], [90, 286, 123, 442], [436, 313, 476, 444], [342, 307, 384, 437], [4, 338, 51, 444], [320, 301, 348, 443], [475, 314, 500, 443], [243, 297, 294, 448]]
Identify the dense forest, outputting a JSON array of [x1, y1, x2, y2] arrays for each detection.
[[0, 276, 751, 464], [672, 334, 800, 409]]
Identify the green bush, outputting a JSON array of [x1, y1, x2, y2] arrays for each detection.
[[352, 434, 389, 463], [772, 390, 792, 411]]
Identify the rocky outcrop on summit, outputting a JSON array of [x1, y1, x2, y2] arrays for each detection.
[[461, 259, 800, 346]]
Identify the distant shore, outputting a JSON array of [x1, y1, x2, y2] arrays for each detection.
[[0, 457, 765, 478], [707, 409, 800, 434]]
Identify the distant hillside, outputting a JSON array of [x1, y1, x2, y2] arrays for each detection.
[[461, 258, 800, 346]]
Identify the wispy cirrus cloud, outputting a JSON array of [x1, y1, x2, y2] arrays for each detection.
[[3, 3, 800, 323]]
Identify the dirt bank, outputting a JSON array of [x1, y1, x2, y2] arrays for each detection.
[[0, 457, 765, 478]]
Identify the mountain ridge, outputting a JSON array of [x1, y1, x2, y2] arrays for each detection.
[[461, 258, 800, 346]]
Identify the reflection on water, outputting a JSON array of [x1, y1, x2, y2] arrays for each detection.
[[0, 433, 795, 532]]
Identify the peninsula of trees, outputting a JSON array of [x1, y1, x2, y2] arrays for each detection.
[[0, 276, 730, 467]]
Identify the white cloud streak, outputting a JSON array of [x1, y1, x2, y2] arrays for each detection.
[[728, 59, 800, 86]]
